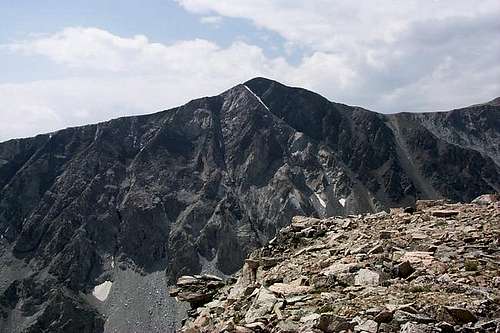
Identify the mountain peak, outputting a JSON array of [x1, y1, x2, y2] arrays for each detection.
[[243, 77, 285, 97], [243, 76, 279, 87], [1, 78, 499, 332]]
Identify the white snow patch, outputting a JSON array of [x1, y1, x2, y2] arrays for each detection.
[[315, 193, 326, 208], [92, 281, 113, 301], [243, 85, 270, 111], [111, 256, 115, 269], [339, 198, 346, 207]]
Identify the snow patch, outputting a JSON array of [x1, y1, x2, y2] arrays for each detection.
[[339, 198, 346, 207], [315, 193, 326, 208], [243, 85, 270, 111], [111, 256, 115, 269], [92, 280, 113, 301]]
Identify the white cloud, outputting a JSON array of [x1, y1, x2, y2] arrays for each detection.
[[177, 0, 500, 110], [2, 0, 500, 141], [176, 0, 500, 51], [0, 28, 292, 140], [200, 16, 223, 26]]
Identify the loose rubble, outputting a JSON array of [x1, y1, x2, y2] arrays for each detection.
[[173, 197, 500, 332]]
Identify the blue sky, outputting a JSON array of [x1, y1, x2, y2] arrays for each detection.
[[0, 0, 288, 82], [1, 0, 499, 140]]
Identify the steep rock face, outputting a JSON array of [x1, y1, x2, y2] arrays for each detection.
[[0, 78, 498, 332]]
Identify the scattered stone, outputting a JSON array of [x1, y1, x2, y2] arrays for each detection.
[[176, 200, 500, 333]]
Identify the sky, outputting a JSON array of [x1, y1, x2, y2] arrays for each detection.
[[1, 0, 499, 141]]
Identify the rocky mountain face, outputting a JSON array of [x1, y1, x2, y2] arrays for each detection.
[[0, 78, 498, 332], [174, 197, 500, 332]]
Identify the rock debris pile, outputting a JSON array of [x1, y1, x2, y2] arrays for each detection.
[[173, 196, 500, 332]]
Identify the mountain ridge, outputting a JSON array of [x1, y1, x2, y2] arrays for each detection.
[[0, 78, 499, 332], [1, 76, 498, 144]]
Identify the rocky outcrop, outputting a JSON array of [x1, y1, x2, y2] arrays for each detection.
[[0, 77, 499, 331], [169, 275, 225, 308], [177, 198, 500, 332]]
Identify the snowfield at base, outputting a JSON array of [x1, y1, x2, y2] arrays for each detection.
[[243, 85, 270, 111], [93, 280, 113, 301], [339, 198, 346, 207]]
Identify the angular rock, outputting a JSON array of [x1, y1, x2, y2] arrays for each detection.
[[393, 261, 415, 279], [431, 210, 459, 218], [374, 310, 393, 323], [269, 283, 312, 296], [400, 322, 434, 333], [355, 269, 380, 286], [392, 310, 434, 325], [445, 307, 477, 325], [355, 319, 378, 333], [472, 194, 499, 205], [244, 287, 278, 323]]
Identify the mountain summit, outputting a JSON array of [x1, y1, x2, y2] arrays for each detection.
[[0, 78, 499, 332]]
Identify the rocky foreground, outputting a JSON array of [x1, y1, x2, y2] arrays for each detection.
[[172, 195, 500, 332]]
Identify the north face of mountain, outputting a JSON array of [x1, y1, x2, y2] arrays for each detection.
[[0, 78, 498, 332]]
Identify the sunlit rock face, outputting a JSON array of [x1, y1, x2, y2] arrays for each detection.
[[0, 78, 499, 332]]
